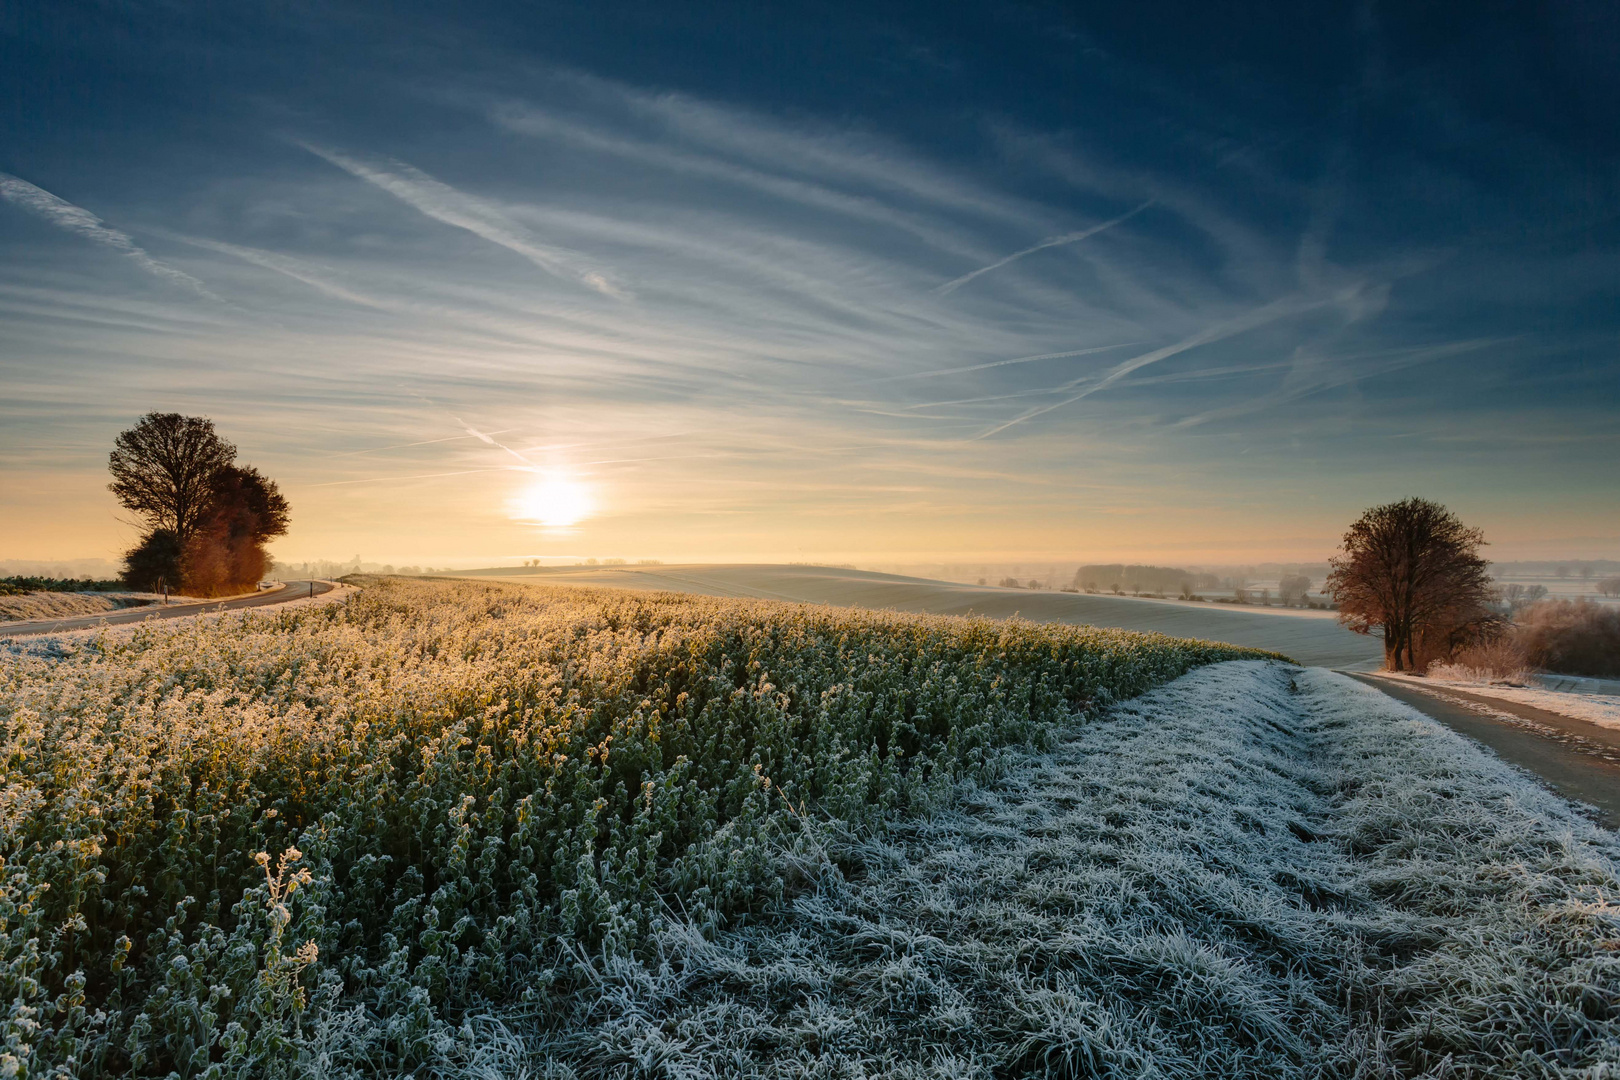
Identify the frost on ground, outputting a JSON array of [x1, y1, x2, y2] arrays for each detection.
[[0, 580, 1266, 1079], [521, 662, 1620, 1079], [0, 584, 356, 659], [0, 590, 123, 621]]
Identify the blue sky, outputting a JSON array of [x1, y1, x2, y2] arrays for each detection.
[[2, 1, 1616, 565]]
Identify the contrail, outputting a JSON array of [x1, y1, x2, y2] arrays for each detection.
[[0, 172, 220, 300], [970, 290, 1343, 440], [167, 232, 388, 308], [936, 199, 1154, 295], [333, 431, 519, 457], [872, 342, 1140, 383], [298, 142, 630, 300], [454, 416, 541, 470]]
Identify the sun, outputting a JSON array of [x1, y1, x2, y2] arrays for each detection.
[[512, 473, 593, 529]]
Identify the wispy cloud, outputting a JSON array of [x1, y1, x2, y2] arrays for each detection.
[[486, 103, 997, 261], [609, 82, 1048, 227], [970, 289, 1355, 439], [297, 143, 630, 300], [0, 173, 220, 300], [936, 200, 1156, 294], [165, 233, 390, 309], [873, 342, 1141, 383], [1168, 338, 1501, 430], [5, 53, 1600, 565]]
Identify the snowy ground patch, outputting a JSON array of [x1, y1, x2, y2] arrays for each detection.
[[519, 661, 1620, 1078], [1388, 670, 1620, 732]]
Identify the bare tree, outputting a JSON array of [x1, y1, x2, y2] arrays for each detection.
[[1599, 576, 1620, 599], [108, 413, 237, 547], [1327, 497, 1500, 672], [1501, 582, 1548, 614], [1279, 574, 1311, 606]]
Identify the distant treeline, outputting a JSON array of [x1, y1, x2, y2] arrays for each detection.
[[0, 576, 126, 596], [1489, 560, 1620, 577], [1072, 565, 1221, 593], [279, 560, 452, 578]]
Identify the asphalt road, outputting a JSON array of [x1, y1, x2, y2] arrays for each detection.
[[0, 580, 336, 637], [1350, 673, 1620, 829]]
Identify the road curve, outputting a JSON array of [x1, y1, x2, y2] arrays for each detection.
[[0, 580, 337, 637], [1348, 673, 1620, 829]]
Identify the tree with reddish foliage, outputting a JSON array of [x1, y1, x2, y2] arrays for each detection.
[[110, 414, 290, 595], [1327, 498, 1500, 672], [183, 466, 291, 594]]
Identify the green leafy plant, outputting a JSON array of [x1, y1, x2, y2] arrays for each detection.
[[0, 578, 1277, 1076]]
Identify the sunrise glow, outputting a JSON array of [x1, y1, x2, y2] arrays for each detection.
[[511, 472, 593, 529]]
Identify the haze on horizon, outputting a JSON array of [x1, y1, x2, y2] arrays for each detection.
[[2, 2, 1617, 570]]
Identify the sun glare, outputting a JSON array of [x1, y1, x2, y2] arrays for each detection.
[[512, 473, 593, 529]]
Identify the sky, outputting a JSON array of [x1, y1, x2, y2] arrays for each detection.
[[2, 0, 1617, 568]]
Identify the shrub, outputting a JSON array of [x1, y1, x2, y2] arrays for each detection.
[[120, 528, 184, 591], [0, 577, 126, 596], [1517, 599, 1620, 678], [1427, 633, 1532, 683], [0, 578, 1277, 1077]]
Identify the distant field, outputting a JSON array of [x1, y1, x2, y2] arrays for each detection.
[[457, 563, 1386, 668]]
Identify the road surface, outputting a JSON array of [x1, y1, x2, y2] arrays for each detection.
[[1350, 673, 1620, 829], [0, 580, 336, 637]]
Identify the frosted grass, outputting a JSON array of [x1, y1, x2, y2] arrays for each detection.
[[0, 579, 1266, 1078], [5, 580, 1614, 1077], [514, 663, 1620, 1078]]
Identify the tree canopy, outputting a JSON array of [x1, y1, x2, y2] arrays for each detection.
[[108, 413, 237, 546], [109, 414, 289, 595], [1326, 497, 1499, 672]]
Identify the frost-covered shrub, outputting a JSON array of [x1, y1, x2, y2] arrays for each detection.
[[0, 578, 1273, 1077], [1429, 632, 1532, 683], [1518, 599, 1620, 678]]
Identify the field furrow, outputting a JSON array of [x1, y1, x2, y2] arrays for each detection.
[[537, 663, 1620, 1078]]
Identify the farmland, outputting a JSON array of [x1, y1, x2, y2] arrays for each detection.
[[3, 578, 1615, 1077], [457, 563, 1385, 668], [0, 578, 1272, 1077]]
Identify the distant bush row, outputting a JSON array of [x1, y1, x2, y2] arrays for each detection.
[[0, 575, 126, 596], [0, 578, 1280, 1078]]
